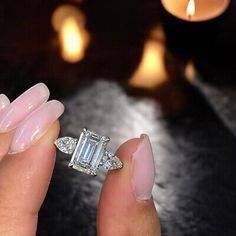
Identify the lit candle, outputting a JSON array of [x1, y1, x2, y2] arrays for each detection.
[[51, 5, 89, 63], [161, 0, 230, 22], [161, 0, 231, 58]]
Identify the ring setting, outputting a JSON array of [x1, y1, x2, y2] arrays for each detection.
[[54, 128, 123, 176]]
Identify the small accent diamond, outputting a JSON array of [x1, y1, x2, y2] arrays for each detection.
[[102, 151, 123, 170], [54, 137, 78, 155]]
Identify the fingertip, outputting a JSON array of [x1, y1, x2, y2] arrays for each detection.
[[97, 136, 160, 236], [0, 94, 10, 113], [41, 120, 61, 147], [115, 137, 141, 163], [100, 137, 141, 196], [0, 83, 50, 133], [8, 101, 63, 154]]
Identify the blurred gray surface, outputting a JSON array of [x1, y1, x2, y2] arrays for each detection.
[[38, 79, 236, 236]]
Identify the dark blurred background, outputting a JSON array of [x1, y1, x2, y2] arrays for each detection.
[[0, 0, 236, 235]]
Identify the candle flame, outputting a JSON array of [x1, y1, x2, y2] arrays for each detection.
[[129, 38, 168, 89], [184, 61, 196, 82], [52, 5, 89, 63], [60, 17, 85, 63], [186, 0, 195, 19]]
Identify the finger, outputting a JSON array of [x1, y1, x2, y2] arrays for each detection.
[[0, 94, 11, 159], [0, 83, 49, 133], [0, 121, 60, 236], [8, 100, 64, 154], [0, 94, 10, 112], [97, 135, 161, 236], [0, 131, 14, 161]]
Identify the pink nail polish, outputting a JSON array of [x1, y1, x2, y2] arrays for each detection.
[[132, 134, 155, 201], [0, 94, 10, 114], [0, 83, 49, 133], [9, 100, 64, 154]]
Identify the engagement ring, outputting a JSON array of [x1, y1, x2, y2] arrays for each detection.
[[54, 128, 123, 175]]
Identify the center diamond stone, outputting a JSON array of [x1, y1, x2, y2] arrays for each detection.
[[69, 129, 109, 175]]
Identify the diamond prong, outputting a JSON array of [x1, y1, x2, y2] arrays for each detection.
[[101, 136, 110, 142], [91, 171, 97, 176], [68, 162, 73, 168]]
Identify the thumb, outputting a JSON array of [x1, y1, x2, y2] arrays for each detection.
[[97, 135, 161, 236]]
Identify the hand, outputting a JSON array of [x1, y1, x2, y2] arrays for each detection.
[[0, 84, 161, 236]]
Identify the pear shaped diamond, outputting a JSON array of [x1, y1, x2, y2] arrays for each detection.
[[102, 152, 123, 170], [54, 137, 78, 154]]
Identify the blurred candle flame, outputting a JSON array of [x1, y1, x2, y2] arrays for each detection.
[[186, 0, 195, 19], [52, 5, 89, 63], [129, 27, 168, 90], [60, 17, 84, 63], [184, 60, 196, 82]]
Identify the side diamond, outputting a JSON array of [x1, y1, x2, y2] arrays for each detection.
[[102, 152, 123, 170], [54, 137, 78, 154]]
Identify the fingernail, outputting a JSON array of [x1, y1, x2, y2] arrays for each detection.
[[0, 83, 49, 133], [9, 100, 64, 154], [0, 94, 10, 114], [132, 134, 155, 201]]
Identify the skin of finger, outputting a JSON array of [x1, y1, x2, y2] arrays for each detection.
[[0, 121, 60, 236], [0, 131, 14, 161], [0, 98, 12, 160], [97, 138, 161, 236]]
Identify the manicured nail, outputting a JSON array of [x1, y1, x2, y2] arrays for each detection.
[[132, 134, 155, 201], [0, 83, 49, 133], [0, 94, 10, 114], [9, 100, 64, 154]]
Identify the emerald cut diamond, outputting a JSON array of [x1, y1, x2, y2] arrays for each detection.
[[68, 128, 110, 175]]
